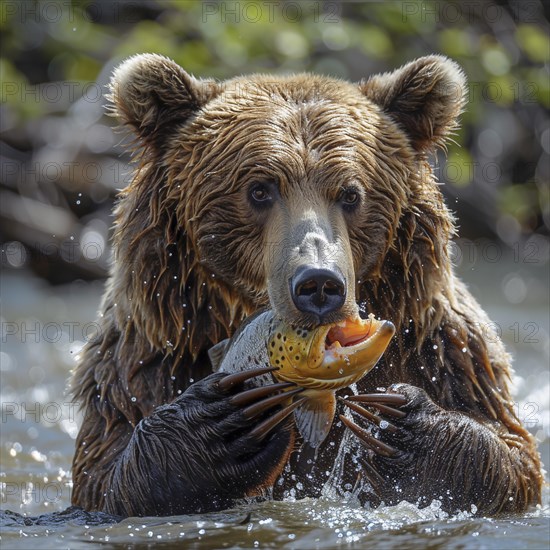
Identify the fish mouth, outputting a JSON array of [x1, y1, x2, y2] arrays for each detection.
[[272, 315, 395, 390]]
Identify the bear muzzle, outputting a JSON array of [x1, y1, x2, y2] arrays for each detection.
[[290, 265, 346, 320]]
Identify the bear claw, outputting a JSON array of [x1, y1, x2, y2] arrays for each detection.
[[241, 387, 304, 419], [218, 367, 278, 392], [339, 414, 399, 457], [360, 459, 386, 487], [249, 397, 307, 441], [340, 399, 399, 433], [345, 393, 407, 418], [229, 382, 296, 407]]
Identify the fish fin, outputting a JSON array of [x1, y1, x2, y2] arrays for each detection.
[[208, 338, 230, 371], [294, 392, 336, 448]]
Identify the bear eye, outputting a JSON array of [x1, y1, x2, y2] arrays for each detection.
[[339, 187, 360, 211], [248, 182, 274, 208]]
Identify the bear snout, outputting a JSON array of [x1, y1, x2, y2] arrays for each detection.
[[290, 266, 346, 319], [265, 212, 357, 326]]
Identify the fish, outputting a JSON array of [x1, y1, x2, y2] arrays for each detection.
[[209, 310, 395, 448]]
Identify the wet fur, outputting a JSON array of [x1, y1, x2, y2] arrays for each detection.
[[71, 55, 542, 516], [354, 384, 537, 515], [103, 373, 294, 516]]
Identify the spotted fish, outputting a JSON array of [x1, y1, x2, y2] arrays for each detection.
[[209, 310, 395, 447]]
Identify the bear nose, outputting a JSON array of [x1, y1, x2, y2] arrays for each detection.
[[291, 266, 346, 318]]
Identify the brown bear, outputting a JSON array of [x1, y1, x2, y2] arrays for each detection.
[[71, 54, 542, 517]]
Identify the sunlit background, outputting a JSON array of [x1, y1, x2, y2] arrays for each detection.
[[2, 1, 549, 279], [0, 1, 549, 545]]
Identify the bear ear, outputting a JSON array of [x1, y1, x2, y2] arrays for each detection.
[[360, 55, 467, 153], [108, 54, 220, 145]]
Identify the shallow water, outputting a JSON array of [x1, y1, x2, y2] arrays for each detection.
[[1, 498, 549, 549], [1, 248, 549, 548]]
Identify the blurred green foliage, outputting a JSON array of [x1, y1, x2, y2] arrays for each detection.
[[1, 0, 549, 241]]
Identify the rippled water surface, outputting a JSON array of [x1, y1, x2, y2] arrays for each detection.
[[1, 498, 550, 549], [1, 251, 549, 548]]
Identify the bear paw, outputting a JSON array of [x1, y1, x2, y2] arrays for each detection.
[[339, 384, 445, 506], [179, 367, 305, 488], [108, 367, 304, 516]]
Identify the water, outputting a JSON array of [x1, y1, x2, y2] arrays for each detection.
[[1, 499, 549, 549], [1, 250, 549, 548]]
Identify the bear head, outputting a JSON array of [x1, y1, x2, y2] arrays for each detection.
[[107, 54, 466, 359]]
